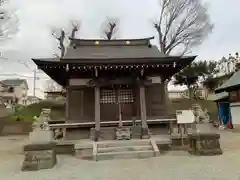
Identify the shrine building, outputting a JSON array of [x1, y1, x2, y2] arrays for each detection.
[[32, 37, 196, 141]]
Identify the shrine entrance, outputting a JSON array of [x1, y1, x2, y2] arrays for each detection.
[[100, 86, 136, 122]]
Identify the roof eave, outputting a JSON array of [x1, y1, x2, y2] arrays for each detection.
[[215, 84, 240, 93]]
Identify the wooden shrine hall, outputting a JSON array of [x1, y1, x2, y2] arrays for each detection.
[[32, 37, 196, 141]]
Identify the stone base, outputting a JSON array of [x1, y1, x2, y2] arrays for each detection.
[[116, 127, 131, 140], [21, 142, 57, 171], [188, 133, 223, 156], [131, 126, 142, 139], [91, 129, 100, 142], [141, 128, 150, 139]]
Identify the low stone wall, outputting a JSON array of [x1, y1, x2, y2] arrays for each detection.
[[90, 127, 116, 141], [0, 121, 32, 135], [90, 126, 146, 140], [75, 143, 93, 160], [21, 143, 57, 171], [66, 128, 90, 140], [55, 142, 75, 155], [171, 135, 189, 148]]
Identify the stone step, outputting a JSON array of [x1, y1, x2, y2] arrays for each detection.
[[98, 145, 153, 153], [97, 150, 155, 161], [97, 139, 150, 148]]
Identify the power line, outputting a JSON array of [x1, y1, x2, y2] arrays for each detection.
[[0, 73, 50, 79]]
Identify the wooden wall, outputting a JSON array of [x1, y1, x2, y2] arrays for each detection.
[[68, 87, 95, 122], [230, 88, 240, 102], [146, 84, 167, 117], [67, 83, 167, 123]]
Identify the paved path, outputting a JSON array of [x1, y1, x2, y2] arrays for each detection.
[[0, 128, 240, 180]]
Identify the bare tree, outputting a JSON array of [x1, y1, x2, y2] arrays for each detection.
[[69, 20, 80, 39], [154, 0, 213, 55], [0, 0, 18, 42], [101, 18, 119, 40], [52, 29, 66, 58], [52, 21, 80, 57]]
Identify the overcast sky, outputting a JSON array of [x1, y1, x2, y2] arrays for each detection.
[[0, 0, 239, 97]]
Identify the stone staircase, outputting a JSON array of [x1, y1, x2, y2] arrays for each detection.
[[93, 139, 160, 161]]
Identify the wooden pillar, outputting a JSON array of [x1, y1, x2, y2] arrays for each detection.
[[65, 88, 70, 121], [163, 80, 168, 114], [80, 90, 84, 118], [139, 84, 149, 138], [94, 86, 100, 141]]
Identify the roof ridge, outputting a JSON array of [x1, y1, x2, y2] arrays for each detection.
[[69, 37, 154, 47], [69, 36, 154, 41]]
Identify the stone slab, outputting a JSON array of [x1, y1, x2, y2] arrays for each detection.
[[98, 145, 152, 153], [97, 150, 154, 161], [24, 142, 56, 151], [188, 133, 220, 139]]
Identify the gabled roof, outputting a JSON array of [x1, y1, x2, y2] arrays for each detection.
[[69, 37, 154, 46], [32, 37, 197, 86], [215, 71, 240, 93], [63, 45, 166, 60], [64, 37, 165, 60], [208, 92, 229, 102], [1, 79, 28, 89]]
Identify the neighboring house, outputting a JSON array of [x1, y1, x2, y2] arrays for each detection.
[[45, 91, 66, 101], [168, 88, 207, 100], [203, 73, 234, 100], [168, 90, 188, 99], [214, 70, 240, 129], [26, 96, 41, 105], [0, 79, 28, 106]]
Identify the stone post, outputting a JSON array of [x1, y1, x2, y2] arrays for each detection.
[[21, 108, 57, 171]]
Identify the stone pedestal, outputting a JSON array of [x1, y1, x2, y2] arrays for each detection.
[[21, 142, 57, 171], [188, 133, 222, 156], [22, 127, 56, 171], [141, 128, 150, 139], [116, 127, 131, 140]]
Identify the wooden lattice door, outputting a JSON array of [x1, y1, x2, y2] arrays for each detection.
[[119, 89, 135, 120], [100, 88, 135, 122]]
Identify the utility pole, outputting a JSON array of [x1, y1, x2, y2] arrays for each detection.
[[18, 60, 38, 97], [33, 69, 36, 97]]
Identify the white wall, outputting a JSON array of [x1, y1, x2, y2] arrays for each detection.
[[230, 102, 240, 126]]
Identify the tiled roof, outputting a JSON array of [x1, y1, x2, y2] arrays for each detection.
[[215, 71, 240, 92], [1, 79, 28, 88], [62, 37, 166, 60], [63, 45, 166, 60]]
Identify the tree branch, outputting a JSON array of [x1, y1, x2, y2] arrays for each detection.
[[102, 17, 119, 40], [155, 0, 213, 55]]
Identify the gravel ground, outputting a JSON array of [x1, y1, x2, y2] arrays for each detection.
[[0, 129, 240, 180]]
